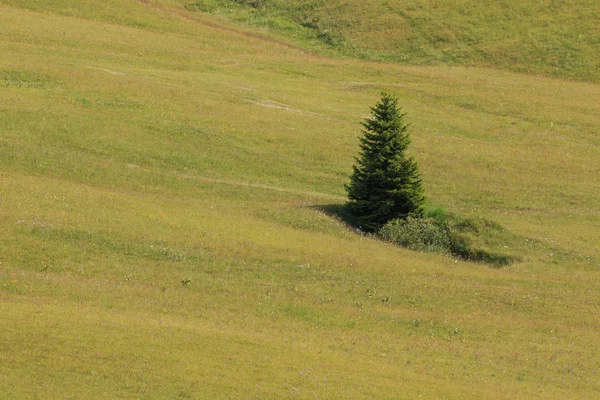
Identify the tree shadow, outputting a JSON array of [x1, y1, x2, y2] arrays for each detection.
[[312, 203, 359, 230], [313, 203, 518, 267]]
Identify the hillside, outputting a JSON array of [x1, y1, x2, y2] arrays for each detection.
[[1, 0, 599, 398], [179, 0, 600, 83]]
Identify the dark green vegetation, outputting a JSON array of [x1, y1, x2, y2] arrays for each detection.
[[183, 0, 600, 83], [1, 0, 599, 398], [380, 211, 520, 266], [346, 92, 425, 232], [343, 94, 517, 266]]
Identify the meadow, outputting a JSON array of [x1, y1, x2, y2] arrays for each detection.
[[1, 1, 599, 398], [178, 0, 600, 83]]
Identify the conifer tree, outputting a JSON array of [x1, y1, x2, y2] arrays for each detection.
[[345, 92, 425, 232]]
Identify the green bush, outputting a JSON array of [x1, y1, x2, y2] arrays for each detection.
[[379, 217, 450, 253], [379, 211, 518, 267]]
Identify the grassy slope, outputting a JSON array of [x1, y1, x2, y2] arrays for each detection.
[[1, 1, 599, 398], [177, 0, 600, 83]]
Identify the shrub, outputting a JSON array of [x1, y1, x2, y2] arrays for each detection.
[[379, 217, 450, 252], [379, 209, 518, 266]]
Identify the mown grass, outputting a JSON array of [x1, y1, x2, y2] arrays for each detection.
[[1, 1, 599, 398]]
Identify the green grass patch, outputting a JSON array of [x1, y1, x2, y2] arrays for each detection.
[[177, 0, 600, 82]]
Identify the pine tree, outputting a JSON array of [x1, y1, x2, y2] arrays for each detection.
[[345, 92, 425, 232]]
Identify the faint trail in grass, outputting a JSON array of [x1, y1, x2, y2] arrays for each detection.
[[134, 0, 324, 59], [245, 99, 340, 120], [248, 99, 302, 113], [88, 66, 125, 76], [178, 173, 345, 201]]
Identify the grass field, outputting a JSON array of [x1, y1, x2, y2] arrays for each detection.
[[1, 1, 599, 398], [175, 0, 600, 83]]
